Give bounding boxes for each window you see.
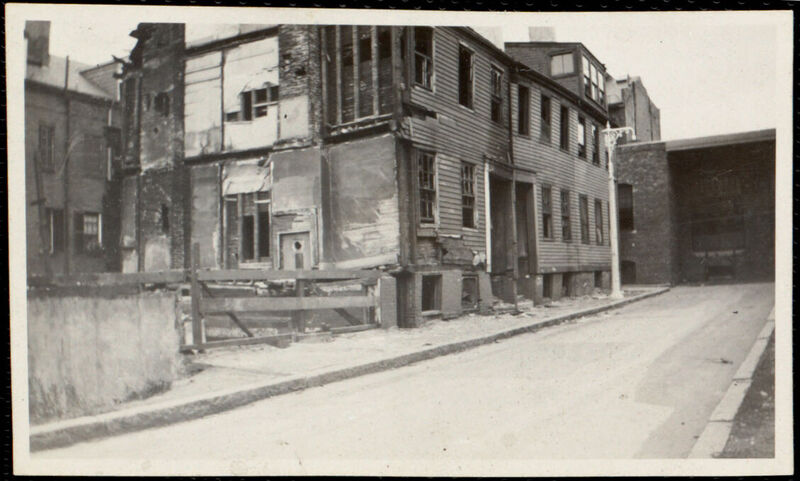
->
[461,162,476,228]
[458,46,474,109]
[541,185,553,239]
[590,64,598,100]
[577,116,586,158]
[160,204,169,234]
[583,56,591,98]
[231,191,271,263]
[421,274,442,313]
[579,194,589,244]
[413,27,433,89]
[461,275,479,311]
[550,53,574,76]
[38,125,55,171]
[47,208,64,254]
[595,199,604,245]
[517,85,530,135]
[599,71,606,104]
[154,92,170,117]
[75,212,102,254]
[540,95,551,142]
[417,150,437,224]
[559,105,569,150]
[490,67,503,123]
[238,86,279,121]
[618,183,634,230]
[591,124,600,165]
[358,26,374,118]
[561,190,572,241]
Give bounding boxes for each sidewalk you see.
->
[30,285,669,452]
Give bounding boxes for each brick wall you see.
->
[615,142,677,284]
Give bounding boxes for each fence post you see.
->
[190,243,203,347]
[292,279,307,334]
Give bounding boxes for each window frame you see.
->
[549,52,575,77]
[591,123,600,165]
[237,85,279,122]
[75,212,102,255]
[541,185,553,240]
[560,189,572,242]
[595,198,604,245]
[559,105,570,151]
[577,115,587,159]
[457,44,475,110]
[579,194,590,244]
[517,84,530,136]
[231,191,272,264]
[417,149,438,225]
[47,207,65,254]
[582,56,591,98]
[461,162,477,229]
[38,124,55,172]
[490,65,504,124]
[413,26,434,90]
[540,94,552,143]
[618,183,634,231]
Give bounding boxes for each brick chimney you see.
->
[25,20,50,66]
[528,27,556,42]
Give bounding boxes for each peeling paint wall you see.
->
[184,51,222,157]
[326,134,399,267]
[190,164,221,268]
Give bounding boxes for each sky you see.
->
[43,10,784,141]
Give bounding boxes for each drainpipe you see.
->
[63,56,71,275]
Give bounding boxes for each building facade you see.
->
[118,24,613,327]
[24,21,122,277]
[606,75,661,143]
[615,129,775,285]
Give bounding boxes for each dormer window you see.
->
[550,53,574,76]
[582,54,604,105]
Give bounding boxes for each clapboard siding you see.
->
[407,27,512,255]
[511,77,611,272]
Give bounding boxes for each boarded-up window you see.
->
[490,66,503,123]
[561,189,572,241]
[540,95,551,142]
[618,183,634,231]
[579,194,589,244]
[38,125,55,171]
[413,27,433,89]
[559,105,569,150]
[458,45,473,109]
[417,150,437,224]
[517,85,530,135]
[541,185,553,239]
[595,199,604,245]
[461,162,476,228]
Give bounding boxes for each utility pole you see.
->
[602,122,635,299]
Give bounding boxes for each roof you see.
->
[26,55,115,100]
[664,128,775,152]
[504,41,606,70]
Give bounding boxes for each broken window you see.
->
[579,194,589,244]
[577,116,587,158]
[595,199,604,245]
[421,274,442,313]
[540,95,551,143]
[47,208,64,254]
[238,85,278,121]
[561,189,572,241]
[377,26,393,115]
[559,105,569,151]
[38,124,55,171]
[417,149,437,224]
[341,25,355,123]
[461,275,478,311]
[357,26,374,118]
[413,27,433,89]
[517,85,530,136]
[618,183,634,231]
[229,191,271,263]
[490,66,503,123]
[461,162,476,228]
[550,52,574,76]
[541,185,553,239]
[592,124,600,165]
[74,212,102,254]
[458,45,474,109]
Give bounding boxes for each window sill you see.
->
[412,83,433,92]
[457,103,475,114]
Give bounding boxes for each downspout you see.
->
[63,56,71,275]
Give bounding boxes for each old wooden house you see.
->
[118,24,613,328]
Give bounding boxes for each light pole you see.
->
[602,122,635,299]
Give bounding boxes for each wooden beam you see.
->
[352,26,360,119]
[200,295,377,314]
[200,282,254,337]
[333,307,365,326]
[330,324,377,334]
[196,269,382,282]
[27,270,187,287]
[190,243,204,346]
[180,333,293,352]
[320,26,329,126]
[371,26,379,116]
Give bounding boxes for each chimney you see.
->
[25,20,50,66]
[528,27,556,42]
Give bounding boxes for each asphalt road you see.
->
[36,283,773,467]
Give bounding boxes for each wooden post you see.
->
[292,279,307,334]
[190,242,203,346]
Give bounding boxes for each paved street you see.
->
[37,283,773,464]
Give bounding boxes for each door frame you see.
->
[278,230,313,270]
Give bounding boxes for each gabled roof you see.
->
[26,55,115,100]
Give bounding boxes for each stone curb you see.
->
[688,309,775,458]
[30,287,670,452]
